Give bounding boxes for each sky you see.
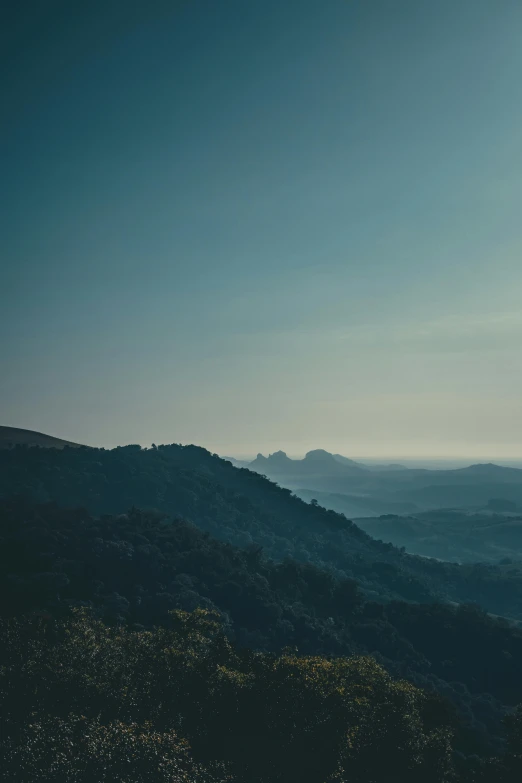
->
[2,0,522,459]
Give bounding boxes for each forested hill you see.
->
[1,442,522,620]
[4,444,522,773]
[2,495,522,759]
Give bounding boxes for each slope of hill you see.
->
[222,456,252,469]
[293,490,522,563]
[2,495,522,757]
[2,442,522,621]
[354,509,522,564]
[294,488,420,518]
[0,426,81,450]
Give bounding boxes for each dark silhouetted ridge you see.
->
[0,426,82,450]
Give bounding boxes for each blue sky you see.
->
[2,0,522,457]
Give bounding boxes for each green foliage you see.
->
[5,715,225,783]
[0,610,454,783]
[2,497,522,755]
[2,444,522,758]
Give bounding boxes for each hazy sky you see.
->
[2,0,522,458]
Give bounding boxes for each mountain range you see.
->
[248,448,405,475]
[244,448,522,513]
[3,429,522,768]
[4,425,522,517]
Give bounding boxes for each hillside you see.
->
[0,426,81,450]
[355,509,522,565]
[294,488,419,518]
[2,442,522,621]
[294,490,522,563]
[3,443,522,766]
[2,495,522,757]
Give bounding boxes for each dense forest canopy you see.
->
[2,443,522,780]
[0,609,457,783]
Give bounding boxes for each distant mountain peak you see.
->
[249,451,292,469]
[247,447,373,478]
[304,449,337,462]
